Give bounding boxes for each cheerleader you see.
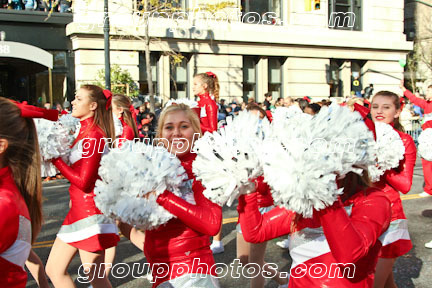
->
[45,85,120,288]
[192,72,223,253]
[400,81,432,197]
[193,72,219,134]
[112,94,139,145]
[368,91,416,288]
[238,170,391,287]
[236,104,288,288]
[105,94,140,272]
[0,97,57,287]
[140,104,222,287]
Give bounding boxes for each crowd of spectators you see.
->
[0,0,71,12]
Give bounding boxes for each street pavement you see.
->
[26,156,432,288]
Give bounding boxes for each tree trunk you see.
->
[144,0,155,113]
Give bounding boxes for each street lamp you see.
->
[104,0,111,90]
[0,31,6,41]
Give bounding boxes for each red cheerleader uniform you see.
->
[52,117,120,252]
[118,117,135,147]
[145,152,222,287]
[375,130,416,258]
[404,89,432,195]
[197,92,218,133]
[238,187,391,287]
[354,104,416,258]
[0,167,32,288]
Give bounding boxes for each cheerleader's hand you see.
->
[238,179,258,195]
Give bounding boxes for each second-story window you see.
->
[241,0,282,24]
[328,0,362,31]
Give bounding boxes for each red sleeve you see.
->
[206,101,218,132]
[404,89,428,109]
[384,133,417,194]
[0,194,19,253]
[156,180,222,236]
[200,100,218,133]
[237,192,293,243]
[121,125,135,141]
[319,191,391,264]
[52,132,103,192]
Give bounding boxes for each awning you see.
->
[0,41,53,69]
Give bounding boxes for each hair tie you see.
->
[11,100,58,121]
[103,89,112,110]
[206,71,216,79]
[129,104,138,125]
[303,96,312,103]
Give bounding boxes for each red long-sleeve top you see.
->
[404,89,432,129]
[238,187,391,287]
[118,118,135,147]
[144,152,222,287]
[197,93,218,133]
[52,118,119,251]
[0,167,32,288]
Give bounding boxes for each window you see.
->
[243,56,257,102]
[268,57,284,100]
[135,0,186,14]
[170,55,189,99]
[328,0,361,31]
[139,52,159,96]
[241,0,282,24]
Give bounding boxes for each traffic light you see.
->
[314,0,320,10]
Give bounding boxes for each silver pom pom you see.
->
[94,142,188,230]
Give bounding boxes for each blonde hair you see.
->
[112,94,139,138]
[195,73,220,101]
[156,104,202,140]
[0,97,42,243]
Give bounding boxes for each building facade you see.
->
[0,9,73,105]
[6,0,412,104]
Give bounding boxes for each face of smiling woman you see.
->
[161,110,196,157]
[71,88,97,120]
[370,95,401,125]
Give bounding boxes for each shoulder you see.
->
[0,189,20,221]
[396,131,416,150]
[357,187,391,207]
[86,126,105,140]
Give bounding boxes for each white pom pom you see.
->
[368,122,405,182]
[193,111,270,206]
[58,113,80,136]
[94,142,188,230]
[418,128,432,161]
[260,103,376,218]
[165,99,199,108]
[34,119,73,162]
